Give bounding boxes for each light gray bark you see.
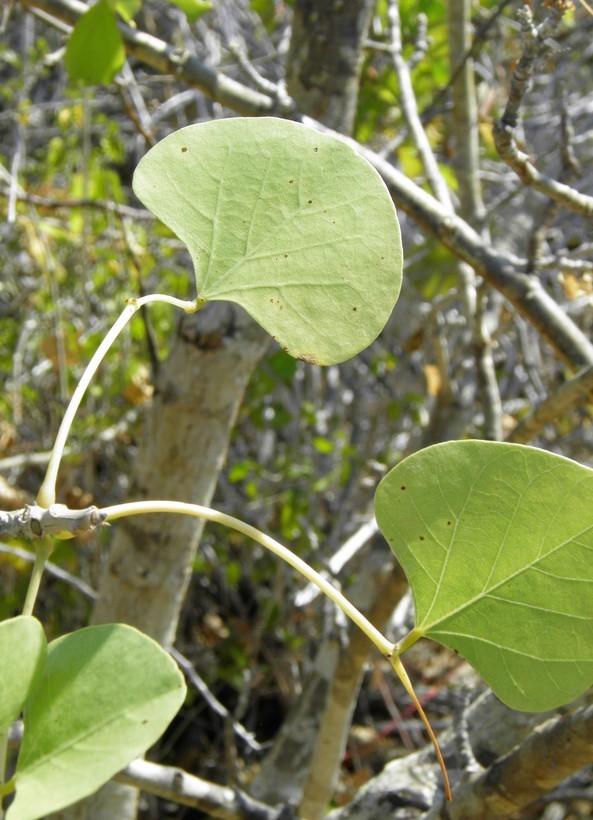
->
[54,304,269,819]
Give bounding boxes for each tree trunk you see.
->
[285,0,376,135]
[54,303,269,819]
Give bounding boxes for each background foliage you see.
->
[2,1,593,818]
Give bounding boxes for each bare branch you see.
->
[493,6,593,217]
[387,0,452,209]
[0,504,107,540]
[0,543,98,599]
[169,647,264,753]
[444,703,593,819]
[109,759,289,819]
[506,363,593,444]
[16,0,593,371]
[17,0,291,117]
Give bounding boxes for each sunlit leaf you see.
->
[133,118,403,365]
[0,617,46,733]
[375,441,593,711]
[108,0,142,23]
[8,624,186,820]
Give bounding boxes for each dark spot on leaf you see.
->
[181,147,188,153]
[288,178,294,184]
[400,485,406,491]
[313,147,318,152]
[352,307,357,312]
[447,521,452,526]
[298,353,319,365]
[284,254,288,258]
[419,535,425,541]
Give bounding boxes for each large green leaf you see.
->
[0,616,46,733]
[8,624,186,820]
[375,441,593,711]
[133,118,402,365]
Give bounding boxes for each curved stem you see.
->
[390,654,452,801]
[22,536,54,617]
[101,500,395,657]
[36,295,200,507]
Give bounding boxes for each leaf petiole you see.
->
[390,653,452,801]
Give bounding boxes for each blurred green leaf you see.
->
[65,0,125,85]
[167,0,213,23]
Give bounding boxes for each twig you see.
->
[114,759,289,819]
[506,363,593,444]
[168,647,264,753]
[0,187,155,220]
[15,0,593,371]
[0,503,107,540]
[387,0,452,209]
[0,542,98,599]
[492,6,593,217]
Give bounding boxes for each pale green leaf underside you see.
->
[133,117,402,365]
[375,441,593,711]
[8,624,186,820]
[0,616,46,733]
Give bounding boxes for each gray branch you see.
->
[15,0,593,370]
[0,504,107,540]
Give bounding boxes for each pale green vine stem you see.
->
[101,501,395,657]
[102,501,450,796]
[36,295,200,508]
[22,536,54,617]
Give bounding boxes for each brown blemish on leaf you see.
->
[181,147,188,153]
[298,353,319,365]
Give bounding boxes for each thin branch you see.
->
[112,759,287,819]
[18,0,291,117]
[0,542,98,599]
[443,703,593,819]
[492,6,593,217]
[168,647,264,753]
[15,0,593,371]
[506,363,593,444]
[0,187,155,220]
[387,0,452,210]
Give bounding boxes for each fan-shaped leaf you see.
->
[133,117,402,365]
[375,441,593,711]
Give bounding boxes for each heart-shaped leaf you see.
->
[375,441,593,711]
[133,117,402,365]
[8,624,186,820]
[0,616,46,733]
